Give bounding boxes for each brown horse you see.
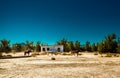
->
[71,50,80,56]
[24,49,32,56]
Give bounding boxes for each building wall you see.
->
[41,45,63,52]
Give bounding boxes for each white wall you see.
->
[41,45,63,52]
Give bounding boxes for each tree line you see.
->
[0,40,41,53]
[56,33,120,53]
[0,33,120,53]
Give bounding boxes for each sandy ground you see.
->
[0,52,120,78]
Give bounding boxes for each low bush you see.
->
[31,54,36,57]
[6,55,12,57]
[61,52,71,55]
[33,52,40,55]
[94,52,98,55]
[79,53,82,55]
[0,52,2,57]
[105,53,112,57]
[31,52,39,57]
[39,52,47,55]
[113,54,119,57]
[51,57,56,60]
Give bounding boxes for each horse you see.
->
[71,50,80,56]
[24,49,32,56]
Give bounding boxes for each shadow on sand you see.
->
[0,56,31,59]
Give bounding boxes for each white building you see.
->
[41,45,63,52]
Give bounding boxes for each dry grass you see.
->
[39,52,47,55]
[31,52,40,57]
[61,52,72,55]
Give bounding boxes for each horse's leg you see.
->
[72,52,74,56]
[77,52,78,57]
[73,52,75,56]
[28,52,30,56]
[71,52,73,56]
[24,52,26,56]
[27,52,28,56]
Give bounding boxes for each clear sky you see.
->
[0,0,120,45]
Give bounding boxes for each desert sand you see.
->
[0,52,120,78]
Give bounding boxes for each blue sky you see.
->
[0,0,120,45]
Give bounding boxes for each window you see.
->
[43,48,45,51]
[47,48,50,51]
[57,48,60,52]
